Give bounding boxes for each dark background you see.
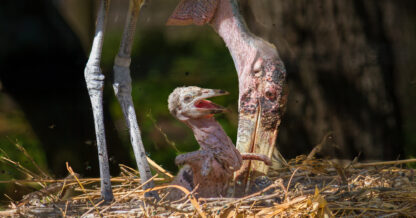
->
[0,0,415,205]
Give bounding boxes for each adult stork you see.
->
[84,0,286,201]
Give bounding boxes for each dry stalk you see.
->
[98,173,159,214]
[13,141,50,179]
[146,157,174,179]
[66,162,101,215]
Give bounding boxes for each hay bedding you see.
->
[2,156,416,217]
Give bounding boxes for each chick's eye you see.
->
[183,95,192,102]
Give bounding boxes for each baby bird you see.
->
[167,86,271,199]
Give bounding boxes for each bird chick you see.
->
[167,86,271,199]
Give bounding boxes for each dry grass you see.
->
[1,154,416,217]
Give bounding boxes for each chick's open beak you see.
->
[194,88,229,115]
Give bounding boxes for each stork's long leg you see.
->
[84,0,113,202]
[112,0,158,198]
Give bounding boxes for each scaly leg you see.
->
[112,0,158,198]
[84,0,113,202]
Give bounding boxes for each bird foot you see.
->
[241,153,272,166]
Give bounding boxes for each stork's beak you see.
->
[234,59,288,193]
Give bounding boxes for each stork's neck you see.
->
[210,0,257,77]
[185,118,232,150]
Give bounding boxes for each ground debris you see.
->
[2,156,416,217]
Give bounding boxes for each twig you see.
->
[0,177,166,184]
[119,164,140,177]
[352,159,416,168]
[18,174,78,206]
[285,167,300,202]
[330,207,407,213]
[58,178,68,198]
[0,147,10,158]
[172,184,199,204]
[3,194,15,203]
[98,174,159,214]
[63,201,69,218]
[0,209,17,217]
[146,157,174,179]
[146,110,180,153]
[0,156,43,184]
[66,162,100,215]
[227,180,280,207]
[146,184,207,218]
[13,140,50,178]
[151,201,189,213]
[263,196,307,217]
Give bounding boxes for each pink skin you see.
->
[168,0,287,191]
[176,118,241,197]
[167,87,271,199]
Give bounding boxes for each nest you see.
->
[1,155,416,217]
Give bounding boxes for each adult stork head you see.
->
[167,0,288,189]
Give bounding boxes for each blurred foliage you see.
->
[0,95,48,203]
